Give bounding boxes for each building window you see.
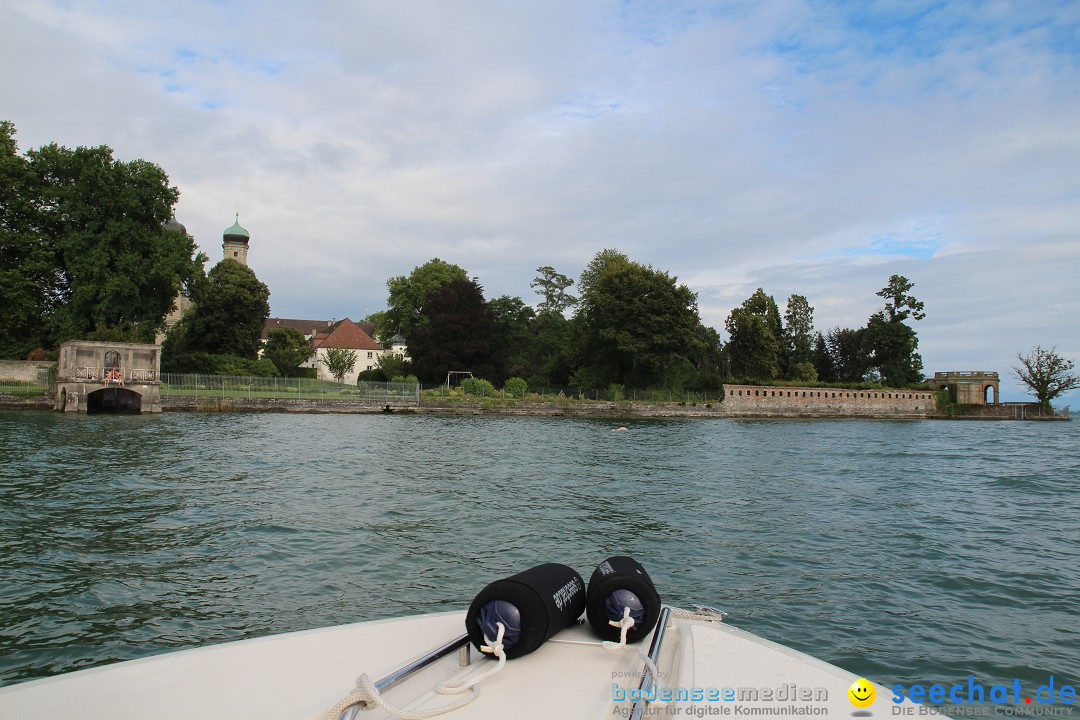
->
[367,351,373,358]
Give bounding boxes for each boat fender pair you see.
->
[464,556,661,659]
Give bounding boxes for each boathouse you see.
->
[55,341,162,414]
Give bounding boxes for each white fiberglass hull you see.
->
[0,608,896,719]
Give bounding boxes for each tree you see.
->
[407,278,507,385]
[0,121,204,354]
[526,265,582,387]
[374,352,413,381]
[811,332,835,382]
[364,310,388,338]
[826,327,872,383]
[687,324,725,390]
[168,259,270,359]
[724,289,784,381]
[783,294,815,374]
[0,121,52,357]
[530,266,577,315]
[488,295,536,380]
[866,275,925,386]
[1012,345,1079,412]
[877,274,926,323]
[529,310,574,387]
[866,311,922,386]
[263,327,312,375]
[381,258,469,343]
[571,250,705,388]
[322,347,357,383]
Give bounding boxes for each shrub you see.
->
[461,377,496,397]
[788,361,818,383]
[503,377,528,398]
[609,383,625,401]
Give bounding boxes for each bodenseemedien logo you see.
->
[849,678,877,708]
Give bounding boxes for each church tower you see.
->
[223,214,250,266]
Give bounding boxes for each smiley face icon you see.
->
[848,678,876,708]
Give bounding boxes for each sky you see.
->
[2,0,1078,403]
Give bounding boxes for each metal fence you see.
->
[160,374,420,405]
[0,379,51,398]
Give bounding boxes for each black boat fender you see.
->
[586,556,662,643]
[465,563,585,659]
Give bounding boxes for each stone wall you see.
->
[721,384,934,418]
[161,396,400,413]
[0,360,55,384]
[159,391,933,419]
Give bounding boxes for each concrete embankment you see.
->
[4,385,1066,420]
[156,391,934,419]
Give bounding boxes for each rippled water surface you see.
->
[1,410,1077,691]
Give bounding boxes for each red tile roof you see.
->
[262,317,334,340]
[313,318,383,351]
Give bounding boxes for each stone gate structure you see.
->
[929,371,1000,405]
[55,341,162,414]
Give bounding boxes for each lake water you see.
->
[1,410,1077,694]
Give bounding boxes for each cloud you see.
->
[2,0,1077,403]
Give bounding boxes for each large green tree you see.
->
[488,294,536,380]
[526,266,578,387]
[407,278,507,384]
[825,327,872,383]
[0,122,52,357]
[262,327,312,375]
[724,289,784,381]
[783,294,815,378]
[380,258,469,344]
[866,275,925,386]
[0,121,203,354]
[571,249,705,388]
[166,259,270,359]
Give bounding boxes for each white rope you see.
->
[436,625,507,695]
[601,607,666,708]
[666,605,726,622]
[325,624,508,720]
[601,606,635,650]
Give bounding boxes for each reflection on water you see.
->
[1,410,1077,691]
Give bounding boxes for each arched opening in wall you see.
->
[87,387,142,414]
[985,385,997,404]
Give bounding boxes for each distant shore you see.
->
[2,393,1067,420]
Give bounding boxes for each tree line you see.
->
[363,254,928,393]
[0,120,929,391]
[4,122,1075,408]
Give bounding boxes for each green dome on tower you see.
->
[223,214,249,238]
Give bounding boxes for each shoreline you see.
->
[1,394,1068,421]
